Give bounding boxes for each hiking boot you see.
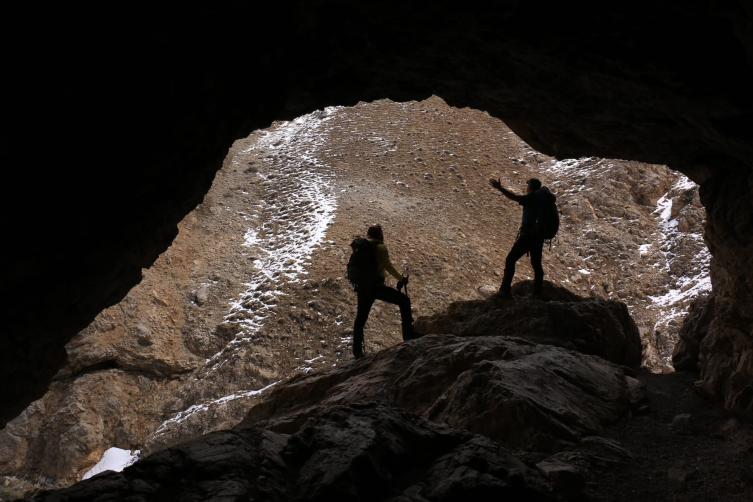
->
[353,339,364,359]
[403,329,425,341]
[491,289,512,300]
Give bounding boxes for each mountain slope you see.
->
[0,97,708,491]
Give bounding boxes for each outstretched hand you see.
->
[489,178,520,202]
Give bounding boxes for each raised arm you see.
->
[488,177,521,202]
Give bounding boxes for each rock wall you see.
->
[29,290,646,501]
[672,294,715,371]
[2,0,753,426]
[697,168,753,415]
[0,99,712,490]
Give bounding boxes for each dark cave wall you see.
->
[2,0,752,427]
[698,167,753,415]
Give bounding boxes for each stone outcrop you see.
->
[697,169,753,416]
[416,281,642,368]
[30,404,556,502]
[672,294,715,371]
[238,333,644,453]
[31,289,648,501]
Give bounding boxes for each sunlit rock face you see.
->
[0,98,711,491]
[2,0,753,427]
[29,292,646,501]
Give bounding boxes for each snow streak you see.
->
[151,381,280,439]
[648,176,711,319]
[547,157,711,338]
[203,109,341,377]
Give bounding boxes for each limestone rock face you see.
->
[30,404,556,502]
[415,281,642,368]
[238,335,644,453]
[0,371,181,484]
[1,98,707,490]
[697,168,753,416]
[672,294,715,372]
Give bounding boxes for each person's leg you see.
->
[353,286,376,357]
[373,284,416,340]
[500,236,531,294]
[529,237,545,295]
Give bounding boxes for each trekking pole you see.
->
[402,269,410,298]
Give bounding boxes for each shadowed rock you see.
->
[30,404,556,502]
[416,281,642,368]
[238,335,644,452]
[673,294,715,372]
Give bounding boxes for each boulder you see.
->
[536,458,585,500]
[672,294,715,372]
[239,334,644,452]
[195,285,210,306]
[415,281,642,368]
[31,404,556,502]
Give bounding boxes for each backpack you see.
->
[347,238,380,288]
[534,187,559,240]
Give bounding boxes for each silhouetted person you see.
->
[489,177,553,298]
[351,224,421,359]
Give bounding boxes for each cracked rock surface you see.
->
[30,404,556,502]
[0,98,707,490]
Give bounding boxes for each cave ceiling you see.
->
[2,0,752,427]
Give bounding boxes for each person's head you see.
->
[367,223,383,240]
[526,178,542,193]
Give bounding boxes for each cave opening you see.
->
[0,97,716,493]
[3,2,753,498]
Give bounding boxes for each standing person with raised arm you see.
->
[488,177,556,298]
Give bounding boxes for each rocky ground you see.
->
[585,370,753,501]
[0,97,710,494]
[14,287,752,501]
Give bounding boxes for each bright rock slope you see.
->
[0,97,708,492]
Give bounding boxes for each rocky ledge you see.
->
[30,404,556,502]
[30,288,646,500]
[416,281,643,369]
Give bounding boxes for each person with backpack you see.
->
[488,177,558,298]
[348,224,422,359]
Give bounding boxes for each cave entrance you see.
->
[0,96,712,491]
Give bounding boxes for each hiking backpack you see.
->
[534,187,560,241]
[347,238,380,288]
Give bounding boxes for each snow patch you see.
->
[82,447,139,480]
